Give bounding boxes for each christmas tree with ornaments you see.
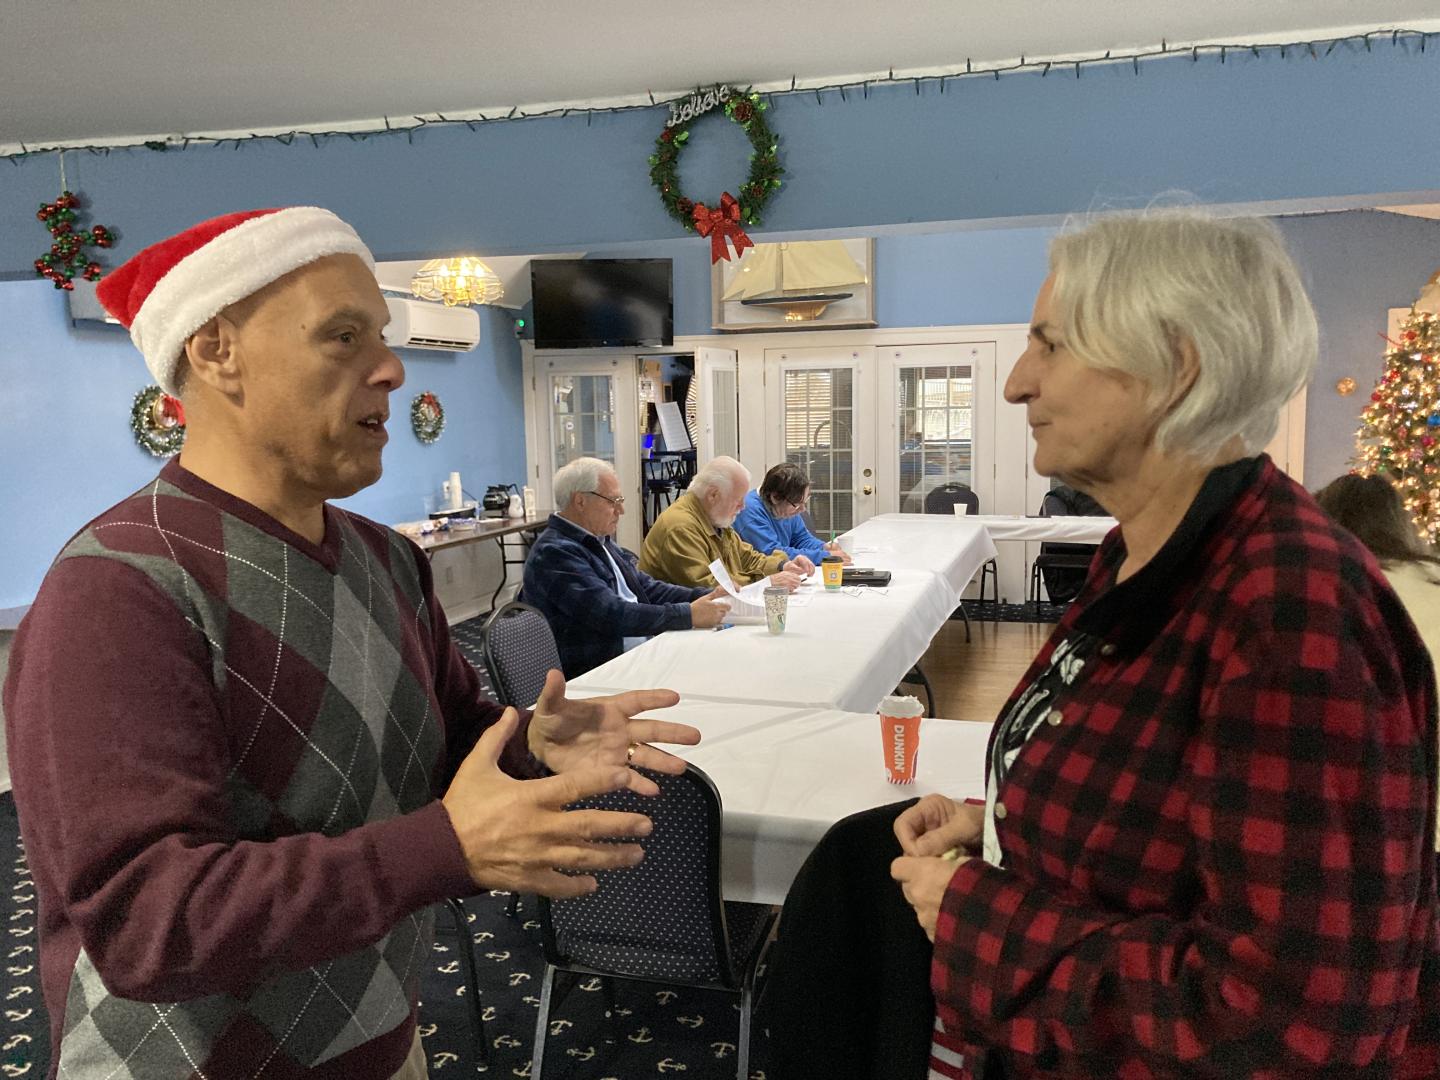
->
[1355,289,1440,544]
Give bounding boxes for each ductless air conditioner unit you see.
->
[383,296,481,352]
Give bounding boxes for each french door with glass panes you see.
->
[694,346,740,461]
[537,353,641,551]
[876,342,998,518]
[763,346,876,539]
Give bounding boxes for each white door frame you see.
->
[874,340,999,517]
[762,344,877,532]
[522,346,643,552]
[694,345,739,461]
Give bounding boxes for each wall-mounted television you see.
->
[530,258,673,349]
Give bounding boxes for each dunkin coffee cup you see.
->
[879,694,924,784]
[763,586,789,634]
[821,555,844,590]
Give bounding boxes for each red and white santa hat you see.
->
[97,207,374,395]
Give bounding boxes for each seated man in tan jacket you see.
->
[641,456,811,590]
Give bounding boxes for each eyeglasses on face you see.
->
[585,490,625,507]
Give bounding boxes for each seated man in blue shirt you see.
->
[523,457,732,676]
[734,462,853,567]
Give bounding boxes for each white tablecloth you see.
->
[565,695,995,904]
[840,515,999,596]
[865,512,1117,544]
[570,568,957,714]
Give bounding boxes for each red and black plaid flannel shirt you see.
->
[931,457,1440,1078]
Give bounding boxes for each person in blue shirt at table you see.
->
[522,457,732,677]
[735,462,853,567]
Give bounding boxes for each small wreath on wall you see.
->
[411,391,445,444]
[649,85,783,261]
[130,385,186,457]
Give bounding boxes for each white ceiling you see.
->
[2,2,1437,149]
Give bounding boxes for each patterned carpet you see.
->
[0,799,772,1080]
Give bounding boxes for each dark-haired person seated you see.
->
[761,209,1440,1080]
[734,462,852,566]
[523,457,731,676]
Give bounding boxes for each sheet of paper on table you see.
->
[708,559,769,623]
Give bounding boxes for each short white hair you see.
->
[689,456,750,500]
[553,457,614,511]
[1048,209,1317,458]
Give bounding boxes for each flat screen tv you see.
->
[530,258,673,349]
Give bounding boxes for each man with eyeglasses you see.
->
[639,455,812,590]
[523,457,733,677]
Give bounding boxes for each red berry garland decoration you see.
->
[34,191,116,291]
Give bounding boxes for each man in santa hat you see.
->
[3,208,697,1079]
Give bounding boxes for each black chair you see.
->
[923,482,998,637]
[898,667,936,718]
[477,604,563,926]
[532,764,777,1080]
[1028,491,1099,613]
[481,600,562,709]
[642,458,680,536]
[441,898,489,1068]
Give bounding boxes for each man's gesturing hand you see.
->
[528,669,699,795]
[442,708,652,898]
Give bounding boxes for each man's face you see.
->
[707,475,746,528]
[224,254,404,501]
[572,468,625,536]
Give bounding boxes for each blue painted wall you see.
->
[5,37,1440,605]
[2,42,1437,273]
[1276,211,1440,490]
[0,285,523,608]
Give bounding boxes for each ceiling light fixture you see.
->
[410,256,504,307]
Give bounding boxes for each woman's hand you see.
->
[893,794,983,857]
[891,854,967,942]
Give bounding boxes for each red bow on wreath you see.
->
[692,192,754,264]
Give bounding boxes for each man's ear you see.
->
[182,314,244,397]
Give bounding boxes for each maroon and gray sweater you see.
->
[3,460,538,1078]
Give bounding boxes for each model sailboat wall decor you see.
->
[712,237,876,332]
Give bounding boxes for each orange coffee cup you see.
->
[821,555,844,590]
[878,694,924,783]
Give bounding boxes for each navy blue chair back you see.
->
[481,601,561,708]
[540,763,737,985]
[924,482,980,516]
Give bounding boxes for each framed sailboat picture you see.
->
[711,238,876,332]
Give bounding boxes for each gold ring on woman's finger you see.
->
[627,742,640,762]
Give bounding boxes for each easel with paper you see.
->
[708,559,769,624]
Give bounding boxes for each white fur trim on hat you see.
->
[129,207,374,394]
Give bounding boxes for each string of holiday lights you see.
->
[3,28,1435,164]
[1355,309,1440,544]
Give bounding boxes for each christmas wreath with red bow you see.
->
[130,385,186,457]
[649,86,782,263]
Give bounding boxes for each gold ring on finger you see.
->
[627,742,640,763]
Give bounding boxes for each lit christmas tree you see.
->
[1355,306,1440,544]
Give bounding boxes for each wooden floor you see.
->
[914,617,1056,723]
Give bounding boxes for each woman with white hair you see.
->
[761,211,1440,1079]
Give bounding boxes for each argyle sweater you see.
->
[928,457,1440,1078]
[3,461,539,1079]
